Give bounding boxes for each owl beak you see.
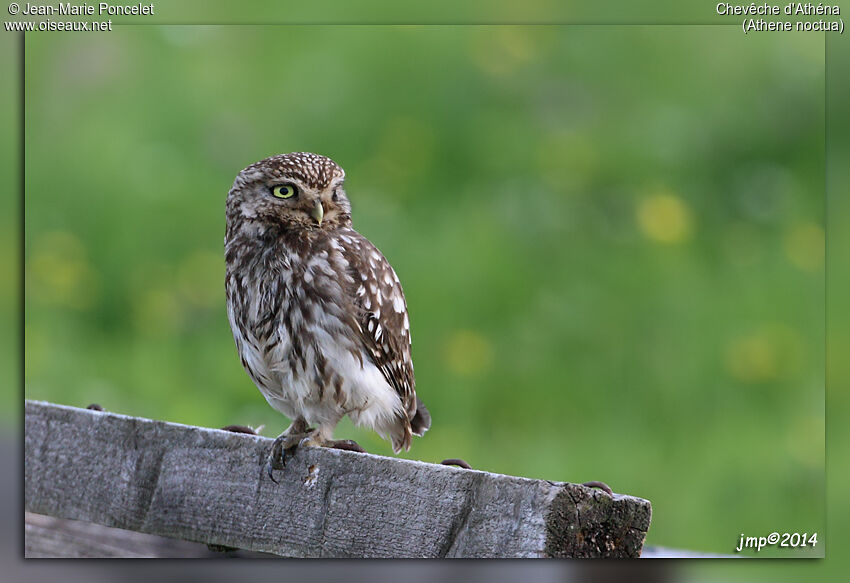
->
[310,198,324,226]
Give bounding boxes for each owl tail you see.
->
[411,398,431,437]
[391,398,431,453]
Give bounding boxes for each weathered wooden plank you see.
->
[24,400,651,558]
[25,512,271,558]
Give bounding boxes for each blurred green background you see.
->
[22,26,824,555]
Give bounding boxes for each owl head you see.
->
[226,152,352,234]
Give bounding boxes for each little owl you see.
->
[225,152,430,479]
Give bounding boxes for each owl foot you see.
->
[326,439,366,453]
[266,432,309,483]
[265,419,315,483]
[295,434,366,454]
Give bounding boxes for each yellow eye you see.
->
[272,184,297,199]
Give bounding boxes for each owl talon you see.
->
[265,437,286,483]
[266,425,316,482]
[266,458,279,483]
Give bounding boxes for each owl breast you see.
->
[225,229,405,434]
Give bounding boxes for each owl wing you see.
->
[337,231,417,422]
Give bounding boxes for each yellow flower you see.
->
[636,191,693,244]
[784,221,824,272]
[28,231,99,309]
[444,329,494,378]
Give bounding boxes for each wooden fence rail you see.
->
[24,400,651,558]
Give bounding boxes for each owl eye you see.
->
[271,184,297,199]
